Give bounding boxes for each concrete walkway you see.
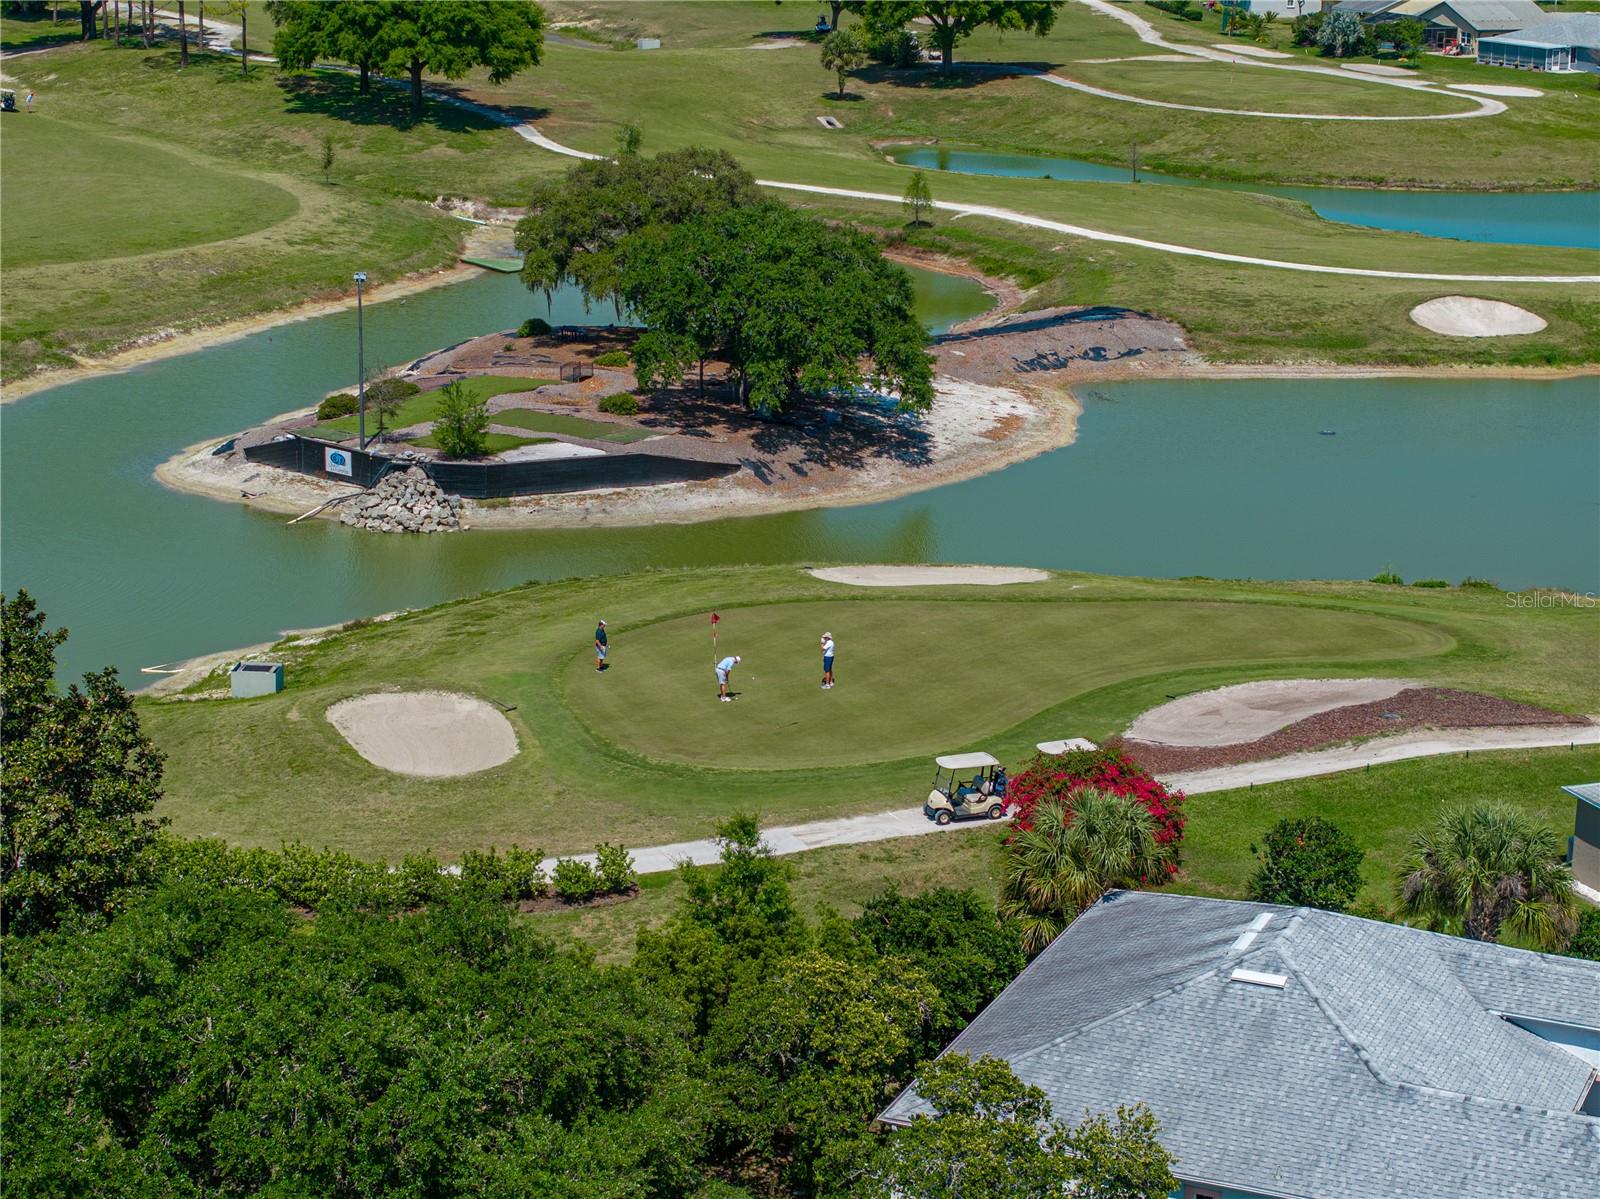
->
[567,723,1599,876]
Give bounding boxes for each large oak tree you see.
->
[860,0,1062,71]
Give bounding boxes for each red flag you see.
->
[710,612,720,625]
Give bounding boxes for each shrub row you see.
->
[316,393,359,420]
[1145,0,1202,20]
[155,836,638,911]
[593,349,631,367]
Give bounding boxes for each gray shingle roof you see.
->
[881,892,1600,1199]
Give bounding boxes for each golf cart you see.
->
[2,91,15,114]
[1036,738,1097,756]
[924,752,1009,825]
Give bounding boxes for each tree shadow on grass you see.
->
[855,59,1065,90]
[276,71,546,132]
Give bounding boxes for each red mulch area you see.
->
[1109,688,1589,774]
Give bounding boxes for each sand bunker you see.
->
[1215,43,1291,58]
[327,691,518,777]
[1126,678,1414,747]
[1410,296,1547,338]
[1448,83,1542,98]
[808,565,1050,587]
[1341,62,1414,77]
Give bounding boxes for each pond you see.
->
[3,269,1595,682]
[887,146,1600,250]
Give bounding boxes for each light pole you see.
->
[354,271,368,449]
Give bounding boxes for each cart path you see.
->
[554,722,1598,876]
[503,120,1597,283]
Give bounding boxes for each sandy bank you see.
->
[3,224,504,405]
[808,565,1051,587]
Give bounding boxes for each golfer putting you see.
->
[820,631,835,689]
[716,654,741,702]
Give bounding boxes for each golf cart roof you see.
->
[1036,738,1098,755]
[935,752,1001,770]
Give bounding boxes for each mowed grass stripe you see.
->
[562,600,1451,768]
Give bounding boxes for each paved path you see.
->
[564,723,1599,875]
[1073,0,1502,119]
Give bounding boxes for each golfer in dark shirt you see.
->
[595,620,608,671]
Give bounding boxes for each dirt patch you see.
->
[516,888,639,914]
[1113,687,1588,773]
[1127,678,1417,746]
[1410,296,1547,338]
[327,691,519,777]
[807,564,1050,586]
[934,305,1196,385]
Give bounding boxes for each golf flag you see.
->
[710,611,719,660]
[710,612,720,625]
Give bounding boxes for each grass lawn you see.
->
[491,407,657,442]
[405,432,553,454]
[0,114,300,268]
[139,566,1599,862]
[309,377,556,438]
[527,745,1599,962]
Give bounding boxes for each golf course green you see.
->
[141,565,1597,862]
[566,599,1447,769]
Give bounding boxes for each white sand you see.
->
[1126,678,1415,747]
[327,691,519,777]
[808,565,1050,587]
[1076,54,1202,63]
[1341,63,1415,77]
[1448,83,1542,98]
[1213,43,1291,58]
[1409,296,1548,338]
[493,441,606,462]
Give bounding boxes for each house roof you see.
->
[880,891,1600,1199]
[1513,13,1600,48]
[1389,0,1549,29]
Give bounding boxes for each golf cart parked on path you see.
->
[924,752,1009,825]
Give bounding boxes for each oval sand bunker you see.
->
[1410,296,1547,338]
[808,564,1050,587]
[1126,678,1415,747]
[327,691,518,777]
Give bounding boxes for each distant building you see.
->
[880,891,1600,1199]
[1480,12,1600,70]
[1334,0,1549,50]
[1566,781,1600,899]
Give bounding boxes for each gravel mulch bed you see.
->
[1110,687,1589,773]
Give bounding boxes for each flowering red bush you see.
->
[1007,747,1186,877]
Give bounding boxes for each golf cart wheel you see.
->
[934,810,953,826]
[987,804,1003,820]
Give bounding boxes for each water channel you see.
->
[3,268,1596,682]
[887,146,1600,250]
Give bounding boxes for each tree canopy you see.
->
[515,147,759,306]
[1,590,165,936]
[268,0,544,112]
[859,1,1062,70]
[621,201,936,413]
[861,1053,1178,1199]
[1247,816,1365,912]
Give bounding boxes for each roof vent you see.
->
[1230,968,1289,990]
[1227,912,1274,956]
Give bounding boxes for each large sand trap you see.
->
[1214,42,1290,57]
[1126,678,1414,747]
[808,564,1050,587]
[1448,83,1542,98]
[1341,62,1414,76]
[1410,296,1547,338]
[327,691,518,777]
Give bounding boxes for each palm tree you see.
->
[999,790,1164,955]
[1395,804,1577,947]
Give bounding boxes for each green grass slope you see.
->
[140,566,1599,861]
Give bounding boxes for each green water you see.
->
[3,269,1596,682]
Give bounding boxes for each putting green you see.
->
[564,600,1451,769]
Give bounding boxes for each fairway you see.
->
[0,115,299,269]
[565,600,1451,768]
